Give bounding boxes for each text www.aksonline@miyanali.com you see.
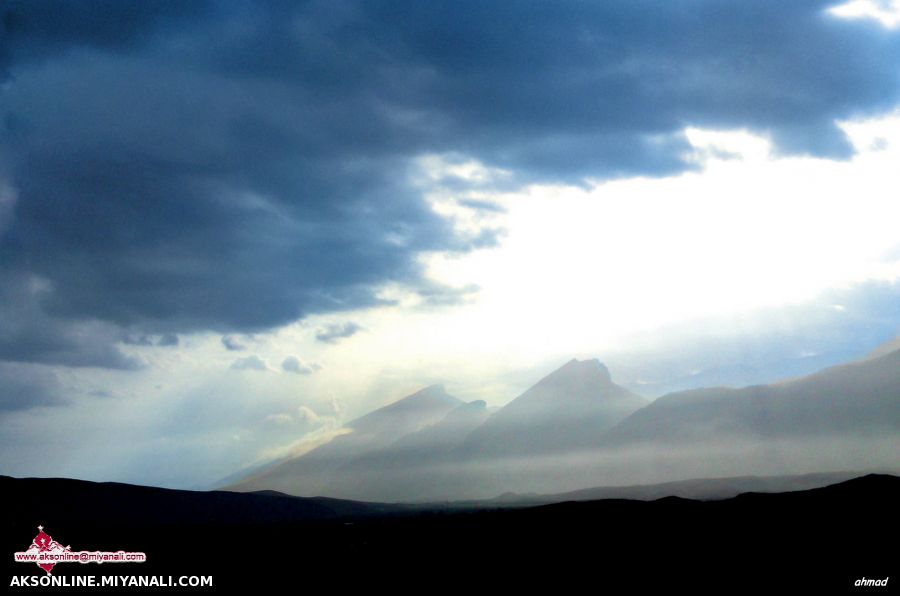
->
[15,550,146,563]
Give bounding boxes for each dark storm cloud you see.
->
[315,322,363,344]
[0,273,146,369]
[1,1,899,368]
[0,0,212,78]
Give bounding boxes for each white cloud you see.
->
[408,115,900,363]
[296,405,320,425]
[281,355,321,375]
[829,0,900,28]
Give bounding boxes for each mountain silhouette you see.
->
[600,341,900,446]
[460,358,647,457]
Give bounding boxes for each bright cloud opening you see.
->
[829,0,900,28]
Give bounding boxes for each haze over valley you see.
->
[229,340,900,501]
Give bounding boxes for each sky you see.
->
[2,0,900,489]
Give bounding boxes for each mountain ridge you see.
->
[459,357,648,458]
[226,340,900,501]
[229,383,464,496]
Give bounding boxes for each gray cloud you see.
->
[282,356,321,375]
[415,282,480,308]
[315,322,364,344]
[0,1,899,369]
[123,333,179,347]
[122,334,154,347]
[0,363,63,412]
[87,389,114,398]
[157,333,179,347]
[457,198,505,213]
[230,355,270,372]
[221,335,247,352]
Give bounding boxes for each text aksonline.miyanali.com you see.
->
[9,575,213,588]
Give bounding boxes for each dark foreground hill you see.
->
[2,474,896,593]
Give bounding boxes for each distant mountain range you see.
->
[480,469,883,505]
[228,339,900,501]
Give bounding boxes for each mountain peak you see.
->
[458,357,646,458]
[551,358,612,385]
[407,384,449,398]
[346,384,462,433]
[381,384,459,411]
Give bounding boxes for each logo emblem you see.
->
[27,526,68,575]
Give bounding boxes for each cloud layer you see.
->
[1,0,899,378]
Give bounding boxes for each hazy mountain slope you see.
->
[322,400,491,500]
[461,358,648,457]
[601,345,900,446]
[352,399,491,466]
[343,384,463,437]
[226,344,900,501]
[865,334,900,360]
[228,385,462,495]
